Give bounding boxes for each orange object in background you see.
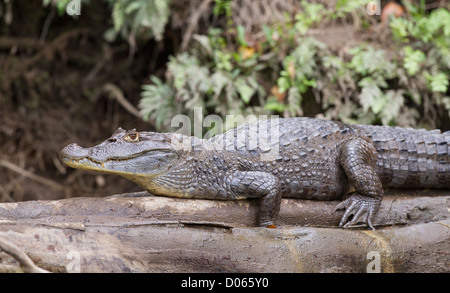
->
[238,46,255,60]
[271,86,286,103]
[381,1,405,23]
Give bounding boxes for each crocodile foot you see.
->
[334,194,381,230]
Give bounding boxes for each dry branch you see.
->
[0,238,49,273]
[0,159,65,191]
[0,190,448,272]
[102,83,143,120]
[180,0,213,51]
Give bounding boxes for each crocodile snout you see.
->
[60,143,89,160]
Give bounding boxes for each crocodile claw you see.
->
[334,194,381,230]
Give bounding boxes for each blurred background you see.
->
[0,0,449,202]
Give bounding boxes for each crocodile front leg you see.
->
[228,171,281,227]
[335,138,383,230]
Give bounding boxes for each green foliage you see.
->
[348,45,407,125]
[403,46,425,76]
[389,7,450,118]
[140,28,267,132]
[139,76,178,130]
[105,0,171,42]
[43,0,90,16]
[357,77,405,125]
[294,1,326,34]
[334,0,368,17]
[40,0,450,129]
[213,0,232,18]
[424,72,449,93]
[390,8,450,43]
[349,45,396,78]
[272,37,325,116]
[137,1,450,130]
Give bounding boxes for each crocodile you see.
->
[60,117,450,229]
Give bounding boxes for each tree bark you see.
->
[0,190,448,272]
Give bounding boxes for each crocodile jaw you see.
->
[60,156,132,175]
[60,143,178,176]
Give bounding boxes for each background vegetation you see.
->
[139,0,450,132]
[0,0,449,201]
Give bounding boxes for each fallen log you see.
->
[0,190,448,272]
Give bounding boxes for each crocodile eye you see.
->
[124,133,140,143]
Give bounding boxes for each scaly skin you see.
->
[60,118,450,229]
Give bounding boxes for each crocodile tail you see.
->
[360,125,450,188]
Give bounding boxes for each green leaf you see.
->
[112,1,125,32]
[125,1,141,14]
[358,77,383,113]
[277,74,291,94]
[235,78,255,104]
[370,96,387,114]
[303,78,317,88]
[335,0,367,15]
[286,87,302,116]
[210,71,229,99]
[264,99,286,112]
[139,75,177,130]
[262,24,275,46]
[294,1,325,34]
[389,17,410,42]
[236,25,247,47]
[424,72,449,93]
[403,46,425,76]
[213,0,232,17]
[103,28,118,42]
[380,90,404,125]
[193,34,212,54]
[349,45,394,77]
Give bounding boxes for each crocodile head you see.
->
[60,128,181,178]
